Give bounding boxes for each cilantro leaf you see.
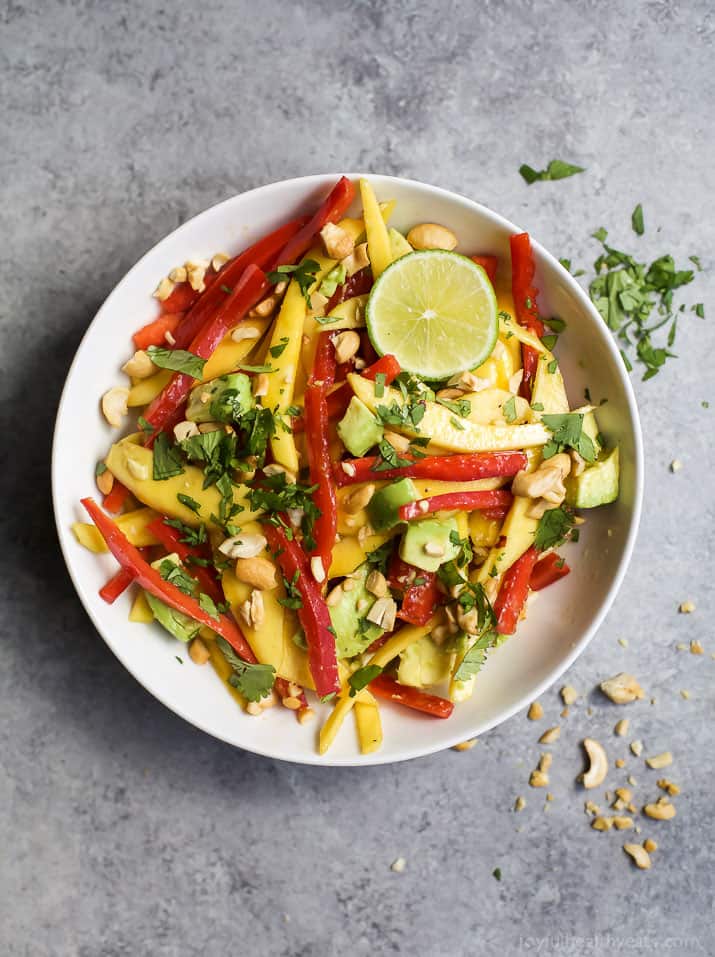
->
[158,558,196,596]
[153,432,185,481]
[348,664,383,697]
[267,259,320,304]
[95,461,107,477]
[519,160,585,184]
[318,262,346,300]
[436,396,471,418]
[177,493,201,514]
[198,593,220,620]
[541,413,597,463]
[502,395,517,424]
[215,637,275,702]
[269,337,289,359]
[146,346,206,380]
[364,540,394,575]
[534,506,577,551]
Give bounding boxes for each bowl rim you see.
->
[51,172,644,766]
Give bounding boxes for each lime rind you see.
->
[365,249,498,380]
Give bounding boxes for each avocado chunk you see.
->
[580,408,603,459]
[368,477,418,531]
[185,373,253,424]
[397,634,453,688]
[145,554,200,642]
[565,445,619,508]
[337,396,384,457]
[328,562,382,658]
[399,516,460,572]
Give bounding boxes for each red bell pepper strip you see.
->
[325,265,373,313]
[510,232,545,402]
[335,451,527,487]
[385,554,439,627]
[102,480,130,514]
[170,217,307,350]
[142,265,267,439]
[276,176,356,267]
[304,333,338,579]
[398,489,513,522]
[368,675,454,719]
[529,552,570,591]
[520,344,541,401]
[470,254,498,285]
[159,277,210,316]
[482,506,510,522]
[274,676,309,710]
[146,517,224,605]
[493,545,540,635]
[99,567,135,604]
[132,313,182,351]
[263,521,340,697]
[82,498,256,661]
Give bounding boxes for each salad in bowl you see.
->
[68,176,624,759]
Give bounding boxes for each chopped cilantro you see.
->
[177,493,201,514]
[374,373,386,398]
[689,255,702,271]
[278,571,303,610]
[158,558,196,596]
[164,516,207,546]
[531,401,544,412]
[152,432,185,481]
[547,358,558,374]
[137,415,154,434]
[453,628,499,681]
[541,413,596,462]
[95,461,107,477]
[318,262,346,300]
[364,540,394,575]
[267,259,321,304]
[545,317,566,333]
[198,593,220,620]
[541,333,558,351]
[348,664,383,697]
[216,637,275,702]
[146,345,206,380]
[220,284,232,294]
[519,160,585,184]
[492,867,502,881]
[502,396,517,424]
[534,506,577,551]
[269,336,290,359]
[693,303,705,319]
[237,363,274,373]
[436,396,472,418]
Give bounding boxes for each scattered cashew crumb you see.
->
[645,752,672,770]
[613,816,634,830]
[514,796,526,812]
[560,685,578,706]
[585,800,600,817]
[643,838,658,853]
[600,672,645,704]
[680,689,691,700]
[453,738,478,752]
[643,798,676,820]
[657,778,680,796]
[679,600,696,614]
[676,642,688,651]
[669,459,683,473]
[630,740,644,756]
[690,639,704,654]
[614,718,629,737]
[539,726,561,744]
[623,843,652,869]
[527,701,543,721]
[615,758,625,768]
[627,775,638,787]
[390,857,406,874]
[618,638,629,648]
[560,707,570,718]
[581,739,608,789]
[592,816,612,831]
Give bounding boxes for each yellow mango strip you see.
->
[221,523,312,688]
[530,350,570,415]
[106,440,258,529]
[498,312,546,354]
[129,589,154,623]
[72,506,161,553]
[319,617,436,754]
[468,511,502,549]
[320,294,368,332]
[476,496,539,587]
[460,388,530,426]
[128,370,172,408]
[455,511,470,541]
[201,317,271,381]
[204,635,248,710]
[340,199,395,239]
[329,531,394,578]
[360,178,392,279]
[354,691,383,754]
[348,373,549,454]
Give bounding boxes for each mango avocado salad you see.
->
[74,176,620,756]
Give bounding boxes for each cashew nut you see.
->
[560,685,579,706]
[527,701,543,721]
[539,726,561,745]
[310,556,326,584]
[333,330,361,365]
[600,672,645,704]
[344,483,376,515]
[189,636,211,665]
[342,242,369,277]
[153,276,175,301]
[122,349,156,379]
[173,420,200,443]
[320,222,355,260]
[238,589,264,629]
[581,738,608,789]
[623,843,652,869]
[219,532,267,560]
[101,387,130,428]
[645,751,673,770]
[365,570,388,598]
[231,324,261,343]
[643,798,676,821]
[234,557,278,591]
[366,596,397,631]
[512,453,571,504]
[406,223,458,251]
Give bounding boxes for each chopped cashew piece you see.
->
[365,570,388,598]
[600,672,645,704]
[219,532,267,560]
[643,838,658,853]
[153,276,175,301]
[511,453,571,504]
[234,557,277,591]
[168,266,187,283]
[581,738,608,789]
[452,738,478,752]
[623,843,652,869]
[101,387,130,428]
[539,726,561,744]
[122,349,156,379]
[173,420,200,443]
[591,816,613,831]
[514,796,526,812]
[333,330,361,364]
[390,857,406,874]
[643,798,676,821]
[342,242,370,277]
[310,556,326,584]
[614,718,630,737]
[630,740,644,757]
[560,685,578,706]
[366,596,397,631]
[189,637,211,665]
[320,222,355,260]
[669,458,683,473]
[690,639,704,654]
[231,325,262,343]
[527,701,544,721]
[406,223,458,251]
[613,816,634,830]
[679,600,696,614]
[645,752,673,770]
[657,778,680,796]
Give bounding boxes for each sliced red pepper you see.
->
[99,567,136,604]
[304,332,338,579]
[470,254,498,285]
[170,217,307,351]
[325,265,373,313]
[102,480,130,514]
[142,264,267,439]
[263,521,340,697]
[277,176,356,267]
[132,313,182,351]
[510,233,544,337]
[82,498,256,661]
[399,489,513,522]
[159,276,213,316]
[274,676,308,710]
[519,344,541,401]
[368,674,454,718]
[335,451,527,487]
[493,545,540,635]
[385,554,439,627]
[529,552,570,591]
[146,517,224,605]
[482,506,510,522]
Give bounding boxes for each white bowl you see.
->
[52,173,643,766]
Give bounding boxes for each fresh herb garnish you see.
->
[318,262,346,300]
[152,432,185,481]
[158,558,196,596]
[137,415,154,434]
[364,540,394,576]
[146,345,207,380]
[278,570,303,610]
[348,664,383,697]
[198,593,220,620]
[502,395,517,424]
[216,637,275,702]
[448,531,473,568]
[534,506,578,551]
[492,867,502,882]
[164,516,207,546]
[177,493,201,514]
[541,413,596,462]
[631,203,644,236]
[237,363,274,373]
[519,159,585,185]
[220,284,233,294]
[541,333,558,351]
[531,401,544,412]
[267,259,321,304]
[95,461,107,476]
[436,396,471,418]
[376,398,426,431]
[374,373,386,398]
[559,258,585,277]
[453,630,499,682]
[270,336,290,359]
[249,473,320,550]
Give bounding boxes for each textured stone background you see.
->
[2,1,714,954]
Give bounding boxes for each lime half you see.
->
[365,250,498,379]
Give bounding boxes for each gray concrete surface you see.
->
[2,1,714,954]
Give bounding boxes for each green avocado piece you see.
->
[185,373,253,424]
[388,227,413,261]
[565,445,619,508]
[145,553,200,642]
[337,396,384,457]
[367,477,419,531]
[581,408,603,459]
[328,563,382,659]
[399,516,460,572]
[397,635,454,688]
